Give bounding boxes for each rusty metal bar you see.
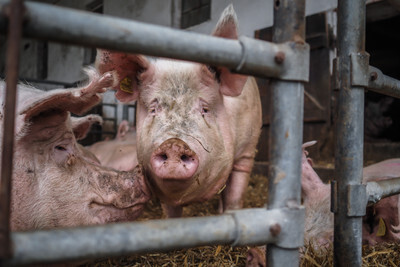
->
[333,0,366,265]
[0,0,23,259]
[267,0,306,266]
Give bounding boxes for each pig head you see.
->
[95,5,262,217]
[362,159,400,245]
[88,120,138,171]
[302,143,400,247]
[1,69,151,231]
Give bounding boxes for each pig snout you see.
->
[150,138,199,180]
[93,165,151,223]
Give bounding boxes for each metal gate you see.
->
[0,0,399,266]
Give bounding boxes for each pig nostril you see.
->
[160,154,168,161]
[181,155,189,162]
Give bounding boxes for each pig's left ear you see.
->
[20,68,114,121]
[71,114,103,141]
[95,49,153,103]
[211,4,247,97]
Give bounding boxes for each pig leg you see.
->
[220,156,253,212]
[220,171,250,212]
[246,246,266,267]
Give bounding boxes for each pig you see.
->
[246,143,400,267]
[95,5,262,217]
[1,69,151,231]
[87,120,138,171]
[301,143,400,247]
[362,159,400,245]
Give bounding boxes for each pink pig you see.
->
[95,5,262,217]
[88,120,138,171]
[2,69,151,231]
[301,142,400,247]
[246,142,400,266]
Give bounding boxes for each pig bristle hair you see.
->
[216,4,239,30]
[83,66,100,82]
[82,66,118,89]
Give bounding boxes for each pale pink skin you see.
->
[95,6,262,217]
[246,145,400,267]
[362,159,400,245]
[301,143,400,247]
[88,120,138,171]
[2,71,151,231]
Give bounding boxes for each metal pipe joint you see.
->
[237,36,310,81]
[366,177,400,205]
[228,207,305,248]
[333,52,400,99]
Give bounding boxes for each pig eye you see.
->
[202,107,209,115]
[55,145,67,151]
[149,99,159,115]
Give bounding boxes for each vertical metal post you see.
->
[333,0,365,266]
[0,0,23,259]
[267,0,306,266]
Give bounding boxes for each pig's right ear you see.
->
[116,120,130,139]
[71,114,103,141]
[95,49,153,103]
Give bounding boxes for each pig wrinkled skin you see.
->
[95,5,262,217]
[88,120,138,171]
[246,142,400,267]
[1,69,151,231]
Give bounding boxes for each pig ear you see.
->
[211,4,247,97]
[95,49,153,103]
[116,120,130,139]
[20,68,114,121]
[71,114,103,141]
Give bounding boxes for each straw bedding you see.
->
[82,174,400,267]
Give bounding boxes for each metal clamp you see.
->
[347,184,367,217]
[228,207,305,249]
[350,52,370,87]
[331,181,367,217]
[238,36,310,82]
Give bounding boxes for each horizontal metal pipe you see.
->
[366,177,400,205]
[4,208,304,266]
[0,0,308,81]
[367,66,400,99]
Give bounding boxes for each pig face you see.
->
[2,70,151,231]
[95,5,261,215]
[134,60,234,206]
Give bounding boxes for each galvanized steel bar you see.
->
[0,0,23,259]
[334,0,366,265]
[0,0,308,81]
[367,177,400,205]
[367,66,400,99]
[267,0,306,266]
[3,208,304,265]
